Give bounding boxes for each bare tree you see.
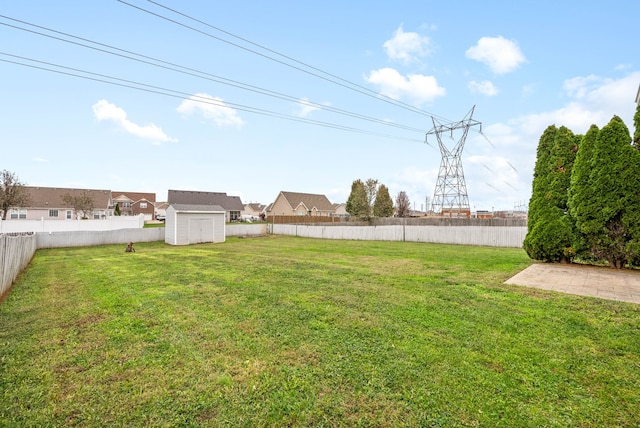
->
[0,170,31,220]
[62,193,95,219]
[395,191,411,218]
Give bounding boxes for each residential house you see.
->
[112,191,156,221]
[167,189,244,222]
[332,203,348,218]
[268,191,335,217]
[243,203,266,219]
[264,202,274,214]
[6,186,113,220]
[154,202,169,220]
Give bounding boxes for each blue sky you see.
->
[2,1,639,211]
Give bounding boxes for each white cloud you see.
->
[467,155,519,184]
[615,63,632,71]
[468,71,640,210]
[366,67,445,105]
[562,75,601,99]
[482,122,520,147]
[514,71,640,137]
[326,185,349,204]
[92,99,176,143]
[389,165,438,210]
[465,36,526,74]
[294,97,330,118]
[383,25,432,65]
[458,147,531,211]
[514,102,604,136]
[177,93,244,128]
[33,157,48,162]
[521,84,536,97]
[468,80,499,96]
[565,73,637,112]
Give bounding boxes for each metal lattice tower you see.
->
[426,106,482,217]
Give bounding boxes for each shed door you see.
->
[189,218,214,244]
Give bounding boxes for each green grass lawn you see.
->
[143,222,165,228]
[1,236,639,427]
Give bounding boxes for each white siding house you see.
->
[165,204,226,246]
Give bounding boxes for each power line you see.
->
[0,52,426,144]
[0,15,427,135]
[117,0,452,122]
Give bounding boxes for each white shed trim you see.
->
[166,204,226,245]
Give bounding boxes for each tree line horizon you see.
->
[345,178,414,220]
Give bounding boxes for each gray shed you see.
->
[165,204,226,246]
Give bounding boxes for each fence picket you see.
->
[0,233,37,298]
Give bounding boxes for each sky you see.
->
[2,1,639,212]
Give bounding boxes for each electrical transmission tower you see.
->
[426,106,482,217]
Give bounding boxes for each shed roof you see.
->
[168,190,244,211]
[168,204,226,213]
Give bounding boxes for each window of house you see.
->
[140,202,147,209]
[49,209,59,217]
[66,210,72,219]
[121,202,131,208]
[10,209,27,219]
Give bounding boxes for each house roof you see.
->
[168,189,244,211]
[245,203,264,211]
[112,194,133,203]
[24,186,112,209]
[168,204,226,213]
[112,191,156,203]
[279,191,334,211]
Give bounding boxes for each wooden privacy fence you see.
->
[0,233,37,298]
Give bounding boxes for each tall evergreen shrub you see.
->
[523,125,577,262]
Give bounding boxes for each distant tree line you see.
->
[524,102,640,269]
[346,178,413,219]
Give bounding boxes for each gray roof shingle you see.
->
[168,190,244,211]
[280,191,333,211]
[169,204,225,212]
[25,186,112,209]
